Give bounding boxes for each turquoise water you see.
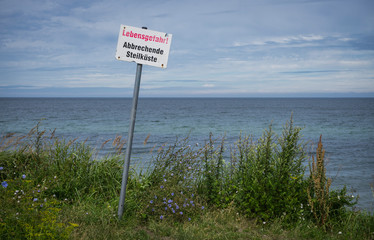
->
[1,98,373,211]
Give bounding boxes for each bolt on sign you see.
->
[115,25,173,68]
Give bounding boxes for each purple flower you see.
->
[150,200,153,204]
[171,192,174,196]
[22,174,26,179]
[160,185,164,189]
[179,212,183,215]
[160,215,164,220]
[201,206,205,210]
[188,218,191,221]
[168,199,173,203]
[1,181,8,188]
[33,198,38,202]
[0,166,3,170]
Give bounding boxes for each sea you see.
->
[1,98,373,212]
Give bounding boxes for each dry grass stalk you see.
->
[307,135,331,228]
[143,134,150,145]
[112,135,126,154]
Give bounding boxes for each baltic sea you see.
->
[1,98,373,211]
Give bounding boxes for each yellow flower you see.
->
[69,222,79,228]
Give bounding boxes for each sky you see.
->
[0,0,373,97]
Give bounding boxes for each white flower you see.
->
[338,231,342,235]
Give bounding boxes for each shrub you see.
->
[233,118,309,222]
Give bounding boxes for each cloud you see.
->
[0,0,373,97]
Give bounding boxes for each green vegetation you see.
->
[1,119,373,239]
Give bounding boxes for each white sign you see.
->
[115,25,172,68]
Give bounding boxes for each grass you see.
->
[1,119,373,239]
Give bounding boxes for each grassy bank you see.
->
[1,119,373,239]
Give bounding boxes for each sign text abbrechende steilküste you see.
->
[115,25,172,68]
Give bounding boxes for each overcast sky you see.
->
[0,0,373,97]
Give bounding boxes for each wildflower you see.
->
[172,209,175,213]
[338,231,342,235]
[160,185,164,189]
[164,179,167,182]
[69,223,79,228]
[160,215,164,220]
[33,198,38,202]
[201,206,205,210]
[191,194,194,197]
[179,212,183,215]
[150,200,153,204]
[154,195,157,199]
[2,181,8,188]
[168,199,173,203]
[263,222,266,225]
[171,192,174,196]
[188,217,191,221]
[0,166,3,170]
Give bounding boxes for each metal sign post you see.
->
[117,63,142,219]
[115,25,172,219]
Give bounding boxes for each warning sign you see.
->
[115,25,172,68]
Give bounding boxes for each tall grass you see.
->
[1,118,373,239]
